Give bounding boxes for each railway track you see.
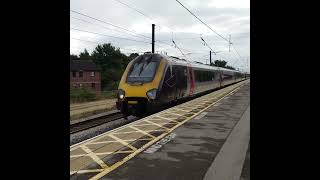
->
[70,80,247,135]
[70,111,124,134]
[70,102,110,111]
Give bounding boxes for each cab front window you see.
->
[126,55,160,83]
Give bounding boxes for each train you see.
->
[116,53,249,117]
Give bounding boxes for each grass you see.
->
[97,90,117,100]
[70,105,116,121]
[70,86,118,120]
[70,88,117,104]
[70,88,97,103]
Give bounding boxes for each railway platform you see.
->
[70,80,250,180]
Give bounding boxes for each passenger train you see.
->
[116,53,249,116]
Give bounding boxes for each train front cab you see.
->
[116,54,167,116]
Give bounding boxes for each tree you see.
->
[213,60,227,67]
[70,54,79,60]
[91,43,128,89]
[121,53,139,69]
[128,53,139,60]
[225,65,235,70]
[212,59,236,70]
[79,49,91,60]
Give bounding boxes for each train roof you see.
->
[159,54,243,73]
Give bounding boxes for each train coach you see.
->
[116,53,247,117]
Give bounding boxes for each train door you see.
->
[161,65,176,102]
[219,70,223,87]
[174,66,187,98]
[188,66,195,96]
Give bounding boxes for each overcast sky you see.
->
[70,0,250,72]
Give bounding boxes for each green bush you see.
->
[102,81,119,91]
[70,88,97,103]
[99,90,117,99]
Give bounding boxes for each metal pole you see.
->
[209,50,212,65]
[152,24,155,53]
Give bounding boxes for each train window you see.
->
[194,70,215,82]
[139,62,158,77]
[202,71,205,81]
[126,57,160,83]
[211,71,215,80]
[175,66,187,86]
[194,71,198,82]
[195,70,200,82]
[164,67,176,87]
[164,68,171,80]
[206,71,210,81]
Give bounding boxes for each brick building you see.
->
[70,60,101,93]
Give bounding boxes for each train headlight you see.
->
[118,89,125,99]
[146,89,157,100]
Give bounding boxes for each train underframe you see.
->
[116,78,247,117]
[116,98,164,117]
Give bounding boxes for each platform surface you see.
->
[70,80,250,180]
[102,82,250,180]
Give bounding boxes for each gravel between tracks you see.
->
[70,115,138,146]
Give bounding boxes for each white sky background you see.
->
[70,0,250,72]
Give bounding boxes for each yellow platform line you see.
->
[191,104,207,107]
[161,121,178,124]
[75,169,104,174]
[171,107,193,112]
[71,150,134,158]
[139,119,178,125]
[108,134,137,151]
[111,131,142,135]
[71,82,245,148]
[146,122,178,126]
[165,111,189,118]
[155,115,180,123]
[129,126,156,139]
[87,138,152,145]
[90,81,246,180]
[80,145,109,169]
[133,123,160,127]
[182,106,205,111]
[86,140,131,145]
[144,129,167,133]
[199,100,213,104]
[109,129,166,136]
[147,117,178,122]
[144,119,170,131]
[95,151,134,156]
[70,146,108,175]
[70,83,248,151]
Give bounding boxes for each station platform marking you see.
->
[70,80,249,179]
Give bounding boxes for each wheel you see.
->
[120,102,130,117]
[133,102,147,117]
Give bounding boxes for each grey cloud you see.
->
[71,0,250,72]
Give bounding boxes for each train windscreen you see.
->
[126,54,161,83]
